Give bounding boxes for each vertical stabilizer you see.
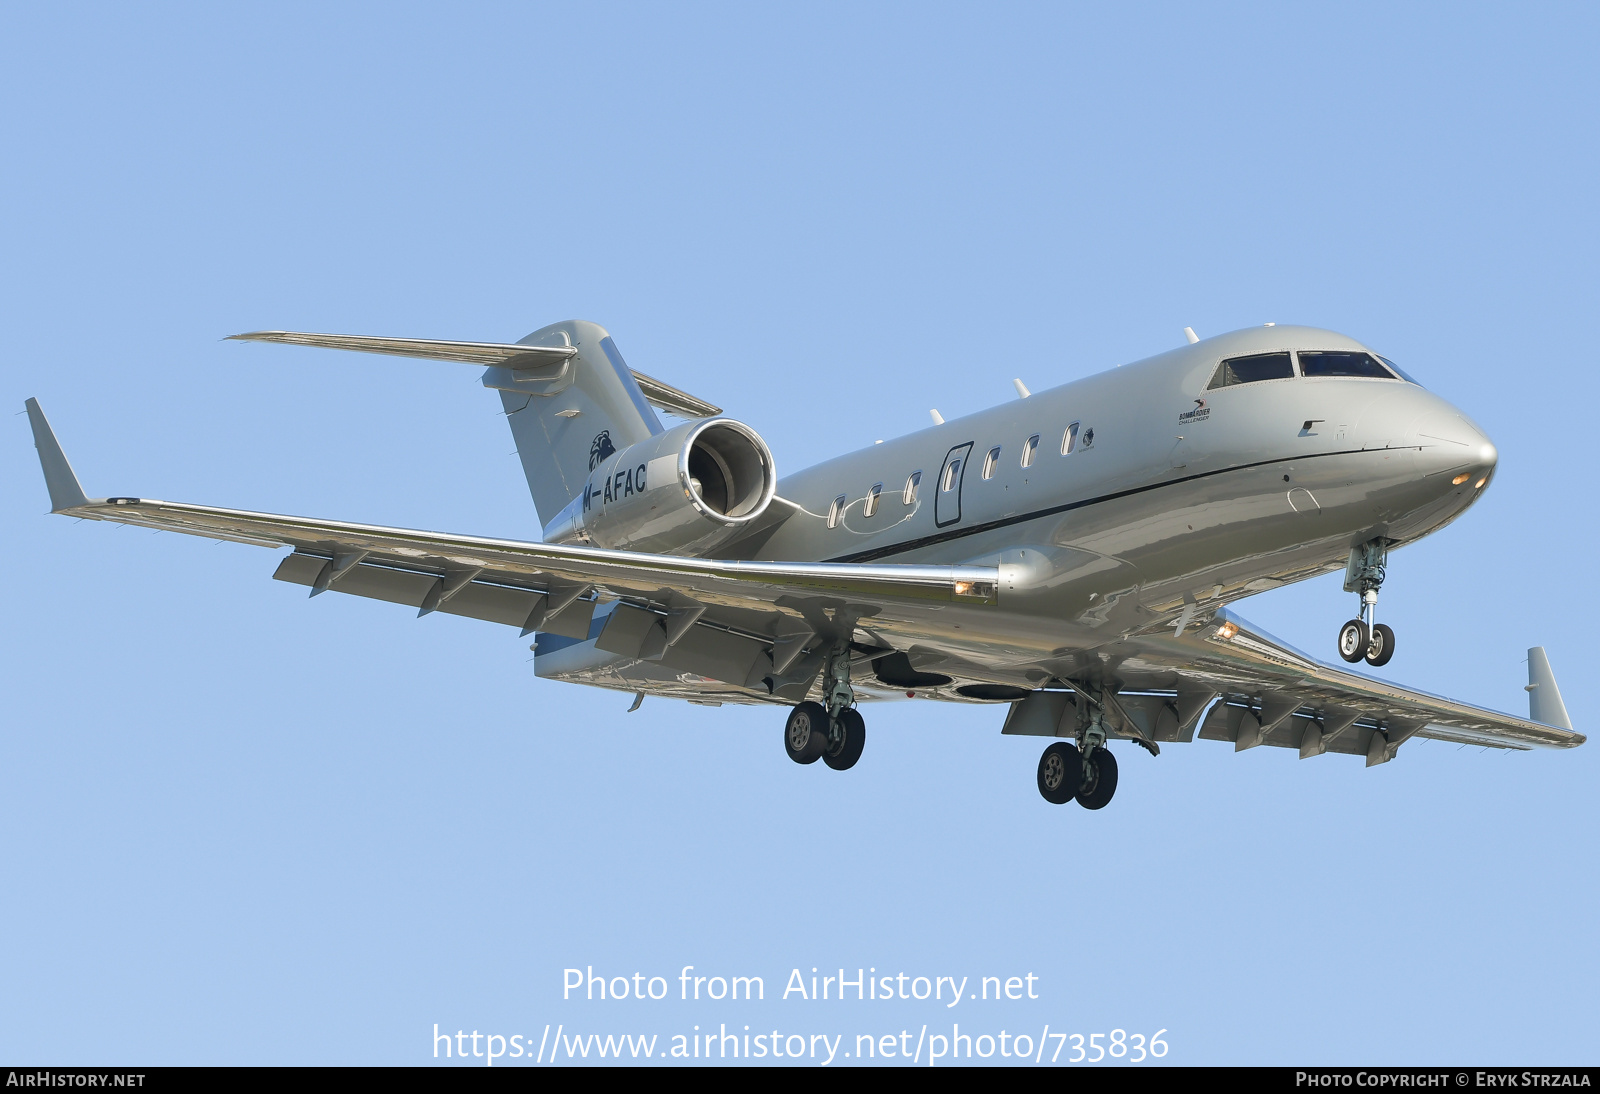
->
[487,321,663,526]
[1527,647,1573,730]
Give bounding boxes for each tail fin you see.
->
[1527,647,1573,730]
[487,321,663,525]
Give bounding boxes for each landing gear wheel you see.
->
[1337,619,1369,663]
[1037,742,1082,805]
[823,708,866,771]
[1366,623,1395,667]
[784,701,828,765]
[1076,747,1119,810]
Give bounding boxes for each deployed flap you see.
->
[1107,609,1583,752]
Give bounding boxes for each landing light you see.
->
[1217,622,1239,640]
[1474,477,1487,488]
[1452,473,1470,485]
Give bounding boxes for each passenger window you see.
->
[1298,351,1397,379]
[942,458,962,492]
[1208,352,1294,388]
[981,446,1001,479]
[903,471,922,504]
[1061,421,1080,455]
[828,494,847,529]
[864,483,882,517]
[1021,434,1039,468]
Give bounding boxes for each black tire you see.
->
[784,701,828,764]
[1076,747,1119,810]
[1337,619,1368,663]
[1366,623,1395,667]
[1037,741,1082,805]
[823,708,866,770]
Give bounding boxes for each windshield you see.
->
[1297,351,1397,380]
[1374,354,1423,386]
[1208,352,1294,388]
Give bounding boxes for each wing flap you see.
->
[272,550,603,637]
[1110,609,1583,755]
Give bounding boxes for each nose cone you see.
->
[1476,437,1498,470]
[1412,408,1497,485]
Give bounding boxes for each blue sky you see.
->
[3,3,1597,1066]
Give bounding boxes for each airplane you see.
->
[24,320,1583,809]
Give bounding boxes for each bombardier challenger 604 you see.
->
[25,321,1582,808]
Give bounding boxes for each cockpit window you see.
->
[1297,351,1397,379]
[1208,352,1294,389]
[1375,355,1423,386]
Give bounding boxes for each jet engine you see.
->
[541,418,777,556]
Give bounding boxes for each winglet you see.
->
[23,398,90,512]
[1526,647,1573,731]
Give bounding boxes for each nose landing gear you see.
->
[1338,539,1395,667]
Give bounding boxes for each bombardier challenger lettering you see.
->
[24,320,1582,808]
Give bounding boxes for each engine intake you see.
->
[542,418,777,556]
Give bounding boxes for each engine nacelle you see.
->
[542,418,777,556]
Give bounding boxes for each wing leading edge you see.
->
[24,398,997,697]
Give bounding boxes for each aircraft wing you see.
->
[25,399,993,695]
[28,397,1582,745]
[1073,609,1583,763]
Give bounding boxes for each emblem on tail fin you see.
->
[589,430,617,470]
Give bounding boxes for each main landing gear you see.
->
[1036,692,1120,809]
[1337,539,1395,667]
[783,643,866,771]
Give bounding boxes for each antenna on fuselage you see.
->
[929,409,945,425]
[1012,379,1031,399]
[1183,326,1200,344]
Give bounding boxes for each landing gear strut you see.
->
[1036,684,1121,809]
[783,643,866,771]
[1338,539,1395,667]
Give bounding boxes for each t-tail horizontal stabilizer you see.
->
[228,330,723,420]
[24,398,91,512]
[1526,647,1573,730]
